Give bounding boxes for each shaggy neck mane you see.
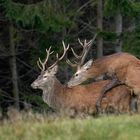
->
[42,76,64,109]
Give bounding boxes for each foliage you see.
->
[123,26,140,58]
[2,0,75,33]
[99,31,118,41]
[103,0,140,57]
[104,0,136,17]
[1,0,79,59]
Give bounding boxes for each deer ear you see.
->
[50,65,58,75]
[83,59,93,70]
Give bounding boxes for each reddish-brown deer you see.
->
[67,39,140,111]
[31,42,135,116]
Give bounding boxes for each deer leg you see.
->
[96,77,122,113]
[130,96,138,113]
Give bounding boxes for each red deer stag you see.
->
[31,42,135,116]
[67,39,140,111]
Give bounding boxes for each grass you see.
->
[0,114,140,140]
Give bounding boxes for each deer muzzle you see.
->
[31,82,38,89]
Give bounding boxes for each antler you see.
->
[66,39,92,68]
[48,41,69,70]
[37,46,54,71]
[66,33,97,68]
[37,41,69,71]
[78,39,93,65]
[66,59,78,68]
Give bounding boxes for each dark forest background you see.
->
[0,0,140,115]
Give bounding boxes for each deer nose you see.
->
[31,82,37,89]
[31,83,34,88]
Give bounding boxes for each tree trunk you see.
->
[9,22,20,110]
[115,9,122,52]
[62,3,69,82]
[97,0,103,58]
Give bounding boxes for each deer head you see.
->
[67,35,97,87]
[31,41,69,90]
[31,65,58,90]
[67,59,93,87]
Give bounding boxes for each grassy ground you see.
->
[0,114,140,140]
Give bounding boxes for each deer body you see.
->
[68,53,140,84]
[67,48,140,111]
[67,52,140,96]
[95,53,140,96]
[31,70,132,115]
[31,43,135,116]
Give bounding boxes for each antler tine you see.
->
[84,39,87,46]
[78,38,89,49]
[43,46,53,65]
[48,41,69,69]
[71,48,82,59]
[36,46,54,71]
[68,39,93,69]
[39,57,45,70]
[66,59,77,67]
[78,38,84,47]
[37,58,44,70]
[70,38,90,61]
[79,33,98,66]
[83,39,90,49]
[76,39,92,66]
[80,40,93,66]
[58,41,69,61]
[87,39,92,47]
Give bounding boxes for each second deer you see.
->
[67,39,140,111]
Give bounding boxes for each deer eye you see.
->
[43,75,47,78]
[75,74,78,77]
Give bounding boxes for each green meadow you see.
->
[0,114,140,140]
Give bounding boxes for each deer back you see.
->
[67,52,140,87]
